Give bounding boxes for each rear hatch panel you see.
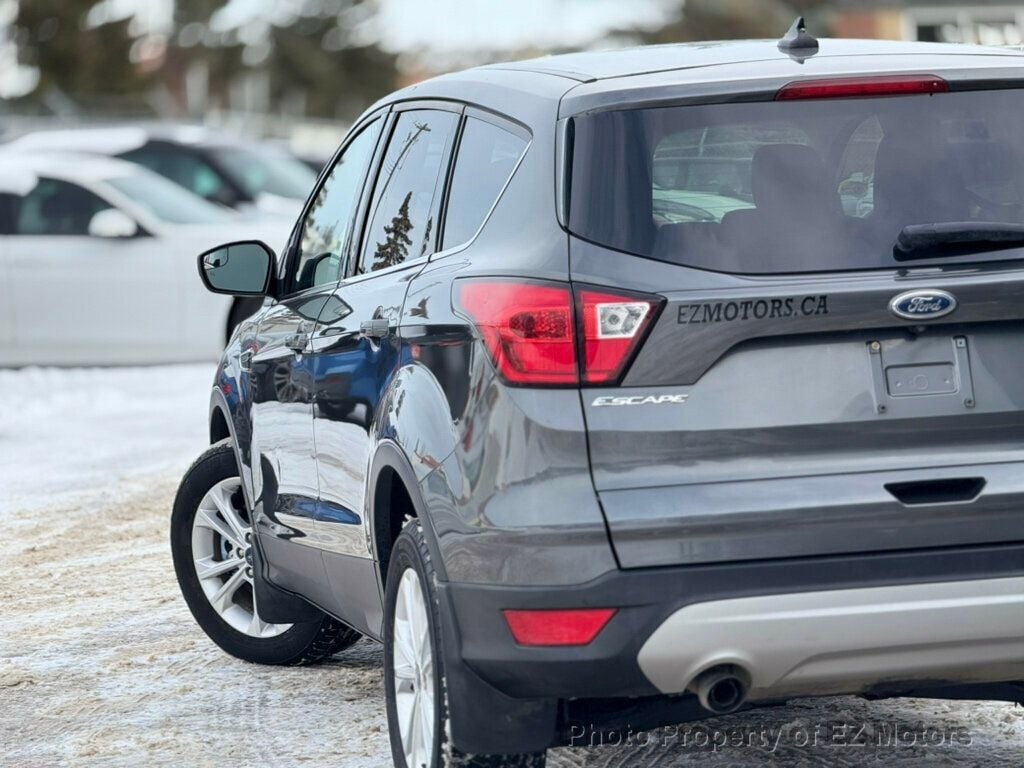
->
[573,244,1024,569]
[566,80,1024,569]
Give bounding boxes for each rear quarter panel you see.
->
[397,92,617,586]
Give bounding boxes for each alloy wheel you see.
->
[392,568,436,768]
[190,477,291,638]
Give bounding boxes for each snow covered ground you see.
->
[0,364,214,515]
[1,365,1021,766]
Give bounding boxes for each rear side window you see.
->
[360,110,458,272]
[569,89,1024,273]
[442,117,527,250]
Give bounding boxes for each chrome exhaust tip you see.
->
[690,665,749,714]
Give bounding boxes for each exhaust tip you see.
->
[690,665,750,715]
[706,676,745,712]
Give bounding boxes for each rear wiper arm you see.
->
[894,222,1024,261]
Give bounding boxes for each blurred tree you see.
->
[13,0,152,109]
[13,0,397,121]
[615,0,832,45]
[162,0,245,115]
[268,1,398,120]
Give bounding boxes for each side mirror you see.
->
[89,208,138,238]
[198,240,274,296]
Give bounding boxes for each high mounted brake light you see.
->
[775,75,949,101]
[455,280,660,387]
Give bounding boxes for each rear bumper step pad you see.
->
[638,575,1024,698]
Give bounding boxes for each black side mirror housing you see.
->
[198,240,275,296]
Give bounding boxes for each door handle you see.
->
[284,333,309,352]
[885,477,985,505]
[360,318,391,339]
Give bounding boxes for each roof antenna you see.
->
[778,16,819,61]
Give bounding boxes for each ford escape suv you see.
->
[171,28,1024,768]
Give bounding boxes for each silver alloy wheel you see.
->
[393,567,436,768]
[191,477,291,639]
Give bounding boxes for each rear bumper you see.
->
[639,575,1024,699]
[438,542,1024,753]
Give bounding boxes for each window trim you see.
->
[277,108,391,299]
[353,102,464,276]
[432,106,533,259]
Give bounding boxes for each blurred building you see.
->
[832,1,1024,45]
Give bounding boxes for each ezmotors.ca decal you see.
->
[677,295,829,325]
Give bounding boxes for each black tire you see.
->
[383,521,546,768]
[171,441,361,665]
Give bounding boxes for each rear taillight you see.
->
[503,608,617,647]
[457,281,577,385]
[455,280,660,387]
[775,74,949,101]
[578,288,658,385]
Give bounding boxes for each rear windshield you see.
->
[568,89,1024,273]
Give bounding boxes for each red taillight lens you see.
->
[776,74,949,101]
[503,608,617,647]
[457,280,577,385]
[456,280,660,387]
[578,288,659,385]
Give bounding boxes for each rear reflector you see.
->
[503,608,617,647]
[776,74,949,101]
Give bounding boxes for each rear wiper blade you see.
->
[894,222,1024,261]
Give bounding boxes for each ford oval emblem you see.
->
[889,289,958,321]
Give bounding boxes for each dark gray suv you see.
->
[171,29,1024,768]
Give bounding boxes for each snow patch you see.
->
[0,364,214,515]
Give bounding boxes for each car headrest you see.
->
[750,144,839,216]
[873,134,966,224]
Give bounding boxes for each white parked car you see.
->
[0,152,287,366]
[5,125,318,220]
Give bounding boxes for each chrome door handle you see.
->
[360,319,391,339]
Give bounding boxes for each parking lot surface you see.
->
[1,365,1020,766]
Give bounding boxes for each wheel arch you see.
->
[208,386,258,509]
[209,400,231,444]
[369,440,448,585]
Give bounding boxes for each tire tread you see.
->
[385,521,546,768]
[171,442,361,666]
[295,617,362,665]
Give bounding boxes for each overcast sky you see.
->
[378,0,669,51]
[83,0,670,51]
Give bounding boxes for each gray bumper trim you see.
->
[637,576,1024,699]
